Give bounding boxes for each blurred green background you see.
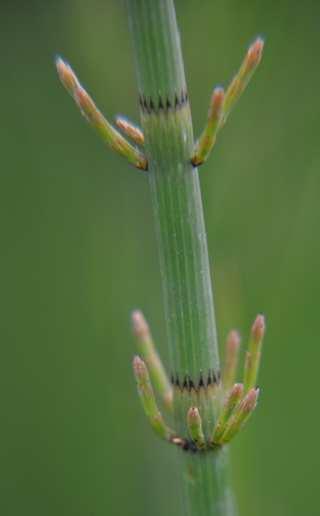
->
[1,1,320,515]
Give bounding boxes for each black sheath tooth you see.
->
[166,97,171,111]
[186,374,192,392]
[189,377,195,391]
[158,95,164,110]
[182,375,189,390]
[198,371,205,388]
[173,373,181,388]
[211,370,217,384]
[180,89,186,105]
[143,96,149,113]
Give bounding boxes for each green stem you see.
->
[127,0,219,396]
[126,1,236,515]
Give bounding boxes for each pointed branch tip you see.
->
[56,57,78,93]
[187,406,206,449]
[226,330,241,351]
[247,37,264,69]
[251,314,266,343]
[243,387,259,413]
[231,383,244,398]
[132,310,150,340]
[211,87,225,113]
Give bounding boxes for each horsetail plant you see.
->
[56,1,265,515]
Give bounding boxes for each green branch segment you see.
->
[132,355,174,440]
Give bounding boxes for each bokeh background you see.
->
[1,1,320,515]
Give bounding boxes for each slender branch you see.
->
[192,37,264,166]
